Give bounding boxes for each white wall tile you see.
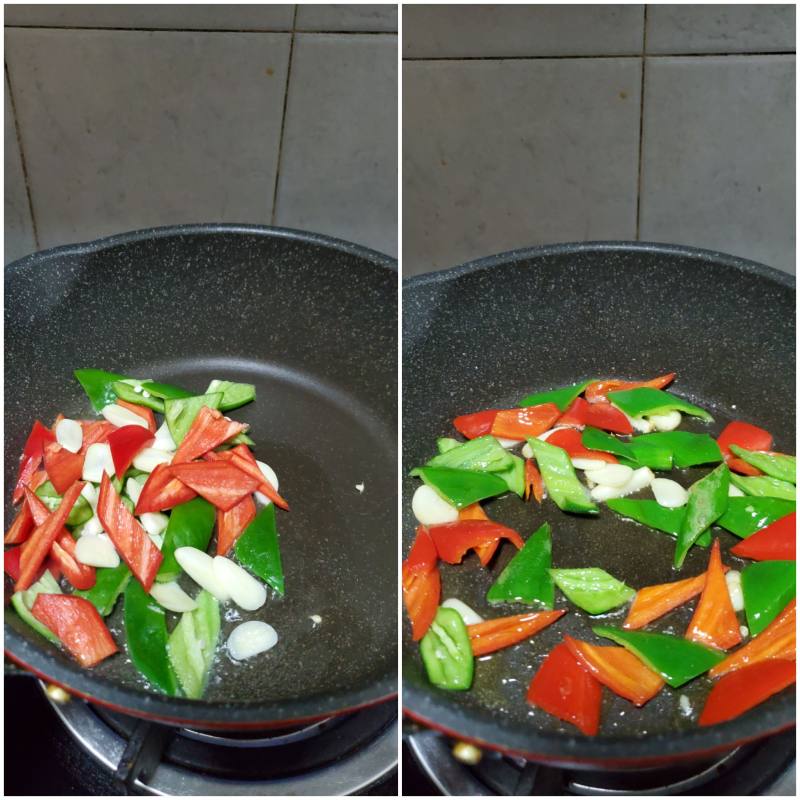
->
[403,58,641,275]
[4,4,295,30]
[275,34,397,256]
[296,4,397,32]
[5,28,291,249]
[4,76,36,263]
[403,4,644,58]
[646,4,795,54]
[639,56,794,273]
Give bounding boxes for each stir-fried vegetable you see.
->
[740,560,796,635]
[468,610,565,656]
[730,512,795,561]
[486,523,553,607]
[607,387,713,423]
[420,607,474,690]
[527,438,598,515]
[550,568,634,615]
[716,496,795,538]
[729,445,796,484]
[674,463,729,568]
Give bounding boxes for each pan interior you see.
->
[5,226,397,713]
[402,243,795,752]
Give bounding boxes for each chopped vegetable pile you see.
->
[5,370,288,697]
[404,373,796,735]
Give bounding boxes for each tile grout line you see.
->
[635,5,648,241]
[5,62,40,250]
[4,25,397,35]
[270,5,298,226]
[402,50,795,62]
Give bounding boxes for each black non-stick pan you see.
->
[402,241,795,767]
[5,224,397,729]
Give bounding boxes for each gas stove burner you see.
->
[42,682,397,795]
[406,729,796,796]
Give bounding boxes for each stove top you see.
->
[4,677,397,795]
[403,729,796,796]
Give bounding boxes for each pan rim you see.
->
[402,239,794,289]
[5,223,398,726]
[5,221,397,274]
[402,239,795,760]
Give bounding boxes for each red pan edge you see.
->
[403,707,796,770]
[7,649,397,730]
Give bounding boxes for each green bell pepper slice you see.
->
[131,379,193,400]
[11,570,62,644]
[235,504,285,595]
[225,431,255,447]
[495,454,526,498]
[157,498,216,582]
[167,590,220,699]
[425,435,512,473]
[436,437,461,454]
[75,562,132,616]
[74,368,131,411]
[206,379,256,411]
[550,568,635,614]
[487,523,553,608]
[35,482,94,527]
[674,463,729,568]
[164,393,223,445]
[716,497,795,538]
[580,427,673,470]
[729,473,795,501]
[112,381,166,413]
[420,607,474,690]
[593,626,725,687]
[633,431,722,469]
[519,380,592,412]
[741,561,796,636]
[729,446,796,485]
[527,438,598,515]
[606,498,711,545]
[608,387,714,423]
[410,466,508,509]
[124,579,179,695]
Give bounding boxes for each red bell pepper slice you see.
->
[228,453,290,511]
[710,600,795,678]
[406,526,439,574]
[453,409,499,440]
[402,562,440,641]
[81,419,116,448]
[717,420,773,476]
[5,499,34,544]
[169,461,260,512]
[558,397,633,435]
[730,512,796,561]
[13,420,57,503]
[115,398,156,432]
[457,504,498,563]
[51,532,96,591]
[43,440,84,494]
[97,473,162,590]
[468,610,565,656]
[31,594,118,667]
[564,635,664,706]
[216,495,257,556]
[172,405,247,464]
[5,546,22,581]
[546,428,619,464]
[490,403,561,441]
[685,539,741,651]
[107,425,154,478]
[524,459,544,503]
[16,480,84,591]
[527,642,602,735]
[623,566,728,630]
[584,373,676,404]
[134,463,197,513]
[428,520,524,566]
[699,658,796,726]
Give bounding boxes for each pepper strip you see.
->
[674,463,729,568]
[420,607,474,690]
[524,459,544,503]
[729,446,796,485]
[730,512,796,561]
[428,520,524,565]
[468,610,565,656]
[486,523,554,608]
[584,373,675,404]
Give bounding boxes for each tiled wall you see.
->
[4,4,397,264]
[403,4,795,275]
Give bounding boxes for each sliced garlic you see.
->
[55,418,83,453]
[175,547,230,601]
[125,477,144,505]
[101,403,150,429]
[227,621,278,661]
[212,556,267,611]
[584,464,634,488]
[75,533,120,568]
[81,514,104,537]
[150,581,197,612]
[442,598,485,625]
[648,410,681,431]
[651,478,689,508]
[496,437,521,449]
[132,447,172,473]
[623,412,654,433]
[139,511,169,536]
[152,422,177,452]
[253,460,279,505]
[725,570,744,612]
[411,484,459,525]
[80,483,98,510]
[728,484,745,497]
[590,467,654,502]
[521,443,533,459]
[82,443,115,482]
[571,457,609,471]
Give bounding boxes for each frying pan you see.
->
[5,223,397,729]
[402,241,795,768]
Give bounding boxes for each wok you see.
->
[402,241,795,767]
[5,224,397,729]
